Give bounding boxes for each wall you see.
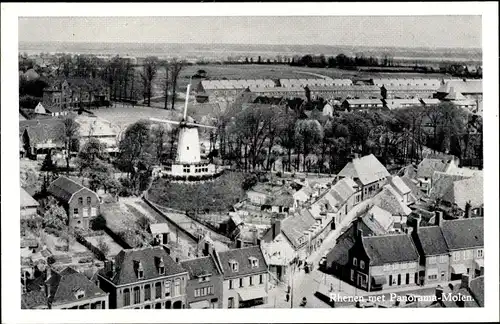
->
[369,262,419,291]
[222,272,268,308]
[68,188,100,229]
[449,247,484,280]
[185,274,224,308]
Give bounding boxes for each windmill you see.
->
[150,83,219,179]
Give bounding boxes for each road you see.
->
[263,200,373,308]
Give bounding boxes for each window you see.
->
[195,286,214,297]
[228,297,234,309]
[87,197,91,205]
[155,282,162,299]
[82,208,89,218]
[428,274,438,280]
[123,288,130,306]
[198,276,210,283]
[75,289,85,300]
[78,197,83,205]
[428,256,437,264]
[353,258,357,266]
[174,279,181,297]
[239,278,243,288]
[230,261,239,272]
[249,276,254,286]
[229,280,234,290]
[406,273,410,285]
[259,274,263,284]
[164,281,171,297]
[453,252,461,261]
[439,255,447,263]
[144,284,151,301]
[477,249,483,258]
[350,270,355,282]
[389,275,393,286]
[73,208,79,216]
[159,266,165,275]
[138,270,144,279]
[133,286,141,304]
[91,207,97,217]
[360,261,365,269]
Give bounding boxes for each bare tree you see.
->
[169,58,185,110]
[57,117,80,173]
[161,60,170,109]
[141,56,158,107]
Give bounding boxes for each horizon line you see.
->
[18,40,482,51]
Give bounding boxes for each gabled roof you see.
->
[48,176,91,203]
[361,205,394,235]
[362,234,419,266]
[21,119,65,146]
[21,290,48,309]
[437,80,482,94]
[372,185,412,216]
[413,226,449,256]
[330,177,358,202]
[20,187,39,208]
[444,88,466,101]
[49,267,108,306]
[216,246,268,279]
[101,246,186,286]
[180,255,221,279]
[416,158,453,179]
[429,171,470,200]
[441,218,484,250]
[280,211,317,249]
[388,175,411,196]
[338,154,390,186]
[441,174,483,210]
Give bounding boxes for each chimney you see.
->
[412,214,421,233]
[405,226,413,235]
[464,201,471,218]
[460,274,471,290]
[274,220,282,239]
[435,210,443,227]
[356,229,363,243]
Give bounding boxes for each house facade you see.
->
[180,255,224,309]
[216,246,269,309]
[97,246,189,309]
[47,176,101,229]
[347,230,420,292]
[337,154,390,201]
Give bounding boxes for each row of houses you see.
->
[326,211,483,292]
[22,245,269,310]
[42,77,111,110]
[20,114,120,160]
[195,78,483,104]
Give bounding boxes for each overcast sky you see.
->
[19,16,481,48]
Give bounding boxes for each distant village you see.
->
[19,50,484,309]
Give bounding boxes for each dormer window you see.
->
[135,261,144,279]
[229,260,239,272]
[156,257,165,275]
[74,288,85,300]
[249,257,259,268]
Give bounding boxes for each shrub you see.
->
[47,256,56,265]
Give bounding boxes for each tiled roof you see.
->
[21,290,48,309]
[413,226,448,256]
[49,267,108,307]
[361,205,394,235]
[429,171,470,200]
[416,158,453,179]
[48,176,87,203]
[216,246,268,279]
[280,211,317,249]
[180,255,221,278]
[102,246,187,286]
[469,276,484,307]
[362,234,419,266]
[437,80,482,94]
[373,78,441,87]
[441,218,484,250]
[337,154,390,185]
[441,174,483,210]
[372,185,412,216]
[388,175,411,195]
[382,85,440,91]
[444,87,466,101]
[330,177,358,202]
[21,119,65,146]
[20,187,39,208]
[344,99,384,105]
[308,85,380,92]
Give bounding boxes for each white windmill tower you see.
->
[150,83,219,179]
